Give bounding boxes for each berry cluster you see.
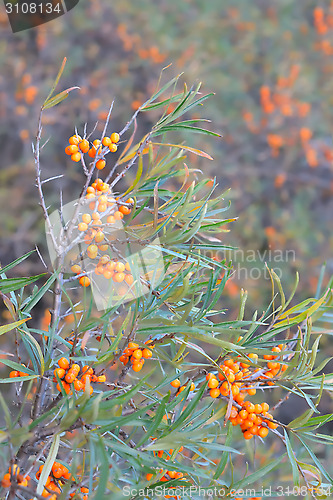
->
[54,357,106,395]
[169,343,287,440]
[70,177,134,289]
[9,365,29,378]
[146,446,186,499]
[170,378,195,394]
[119,340,154,372]
[34,462,89,500]
[1,465,30,489]
[65,132,119,167]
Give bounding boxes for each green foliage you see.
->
[0,74,332,500]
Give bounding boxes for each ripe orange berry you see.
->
[142,348,152,359]
[170,378,181,388]
[239,409,248,420]
[96,159,106,170]
[208,378,219,389]
[97,375,106,383]
[9,370,19,378]
[125,274,134,285]
[114,210,123,220]
[128,342,139,350]
[78,222,88,232]
[65,371,76,383]
[102,137,112,147]
[109,143,118,153]
[254,404,262,414]
[82,213,91,224]
[79,139,90,153]
[119,205,131,215]
[71,152,81,162]
[243,430,254,440]
[93,139,101,147]
[126,197,134,204]
[115,262,125,273]
[210,388,220,398]
[69,135,82,145]
[54,368,66,379]
[111,132,120,143]
[113,272,125,283]
[87,244,98,255]
[146,473,153,481]
[132,360,144,372]
[258,426,269,438]
[65,144,79,155]
[58,357,69,370]
[132,349,143,360]
[79,276,90,287]
[74,379,84,391]
[261,402,269,412]
[107,215,116,224]
[95,231,104,243]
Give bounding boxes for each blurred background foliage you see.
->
[0,0,332,314]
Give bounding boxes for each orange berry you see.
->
[92,212,100,220]
[206,373,215,381]
[87,244,98,255]
[58,357,69,370]
[107,215,116,224]
[128,342,139,350]
[98,203,107,212]
[93,139,101,147]
[247,388,256,396]
[126,198,134,204]
[254,404,262,414]
[74,379,84,391]
[125,274,134,285]
[96,159,106,170]
[170,378,181,388]
[111,132,120,143]
[102,137,112,147]
[71,152,81,162]
[132,349,143,360]
[119,205,131,215]
[79,276,90,287]
[114,211,123,220]
[65,144,79,155]
[244,401,255,413]
[208,378,219,389]
[190,382,195,391]
[119,355,129,365]
[261,402,269,412]
[258,426,269,438]
[95,231,105,243]
[78,222,88,232]
[79,139,90,153]
[113,272,125,283]
[210,388,220,398]
[250,425,259,435]
[115,262,125,273]
[239,409,248,420]
[109,143,118,153]
[54,368,66,379]
[142,348,152,359]
[146,473,153,481]
[132,361,144,372]
[243,430,253,440]
[9,370,19,378]
[69,135,82,145]
[97,375,106,383]
[223,359,234,368]
[82,213,91,224]
[103,270,113,280]
[65,372,76,384]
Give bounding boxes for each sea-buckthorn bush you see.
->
[0,64,333,500]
